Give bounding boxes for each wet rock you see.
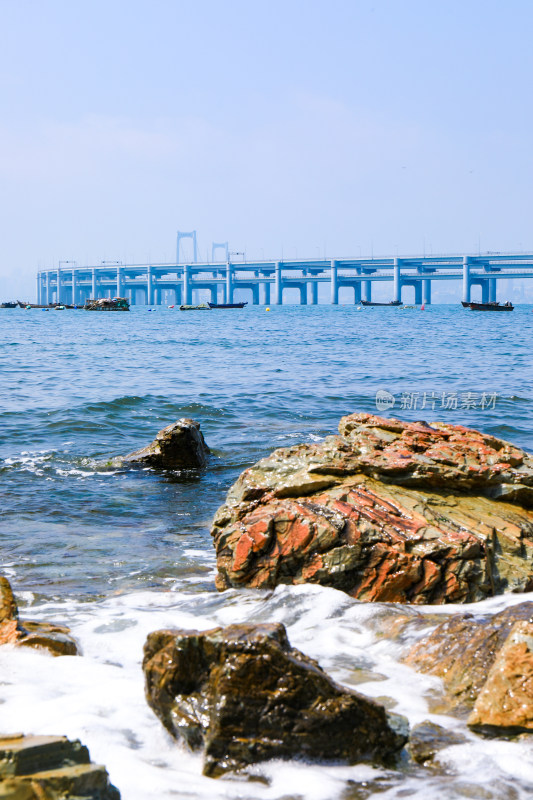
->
[211,413,533,603]
[405,601,533,710]
[0,577,79,656]
[143,622,408,777]
[468,620,533,733]
[0,733,120,799]
[407,721,467,764]
[119,418,209,469]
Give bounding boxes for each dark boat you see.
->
[0,301,17,309]
[461,301,470,307]
[467,301,514,312]
[360,300,402,307]
[179,303,211,310]
[207,301,248,309]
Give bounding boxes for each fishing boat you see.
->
[467,301,514,312]
[0,301,17,309]
[179,303,211,311]
[85,297,130,311]
[207,301,248,309]
[360,300,402,307]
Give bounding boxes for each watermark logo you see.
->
[375,390,498,413]
[375,390,396,413]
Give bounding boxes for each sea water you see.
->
[0,304,532,799]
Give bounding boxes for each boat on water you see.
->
[85,297,130,311]
[466,301,514,312]
[179,303,211,310]
[207,301,248,309]
[0,301,17,309]
[360,300,402,307]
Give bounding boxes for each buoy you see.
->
[266,307,270,311]
[421,304,425,311]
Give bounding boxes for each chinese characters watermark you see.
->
[375,389,498,414]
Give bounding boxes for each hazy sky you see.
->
[1,0,533,297]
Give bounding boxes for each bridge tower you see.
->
[211,241,229,261]
[176,230,198,263]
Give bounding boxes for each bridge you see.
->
[36,253,533,306]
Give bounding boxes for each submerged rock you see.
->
[407,721,467,764]
[211,413,533,604]
[0,576,79,656]
[405,601,533,728]
[0,733,120,799]
[143,622,408,777]
[119,418,209,469]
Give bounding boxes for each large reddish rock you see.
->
[0,576,79,656]
[211,413,533,604]
[143,622,408,777]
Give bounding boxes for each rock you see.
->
[143,622,408,777]
[407,721,467,764]
[0,733,120,799]
[404,601,533,710]
[0,577,79,656]
[211,413,533,603]
[468,620,533,733]
[119,418,209,469]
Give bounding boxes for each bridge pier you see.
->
[462,256,471,303]
[422,279,431,305]
[489,278,497,302]
[299,284,307,305]
[226,263,234,304]
[481,281,489,303]
[330,260,339,304]
[275,262,283,304]
[362,280,372,303]
[184,265,192,304]
[262,278,271,305]
[116,268,123,299]
[393,259,401,304]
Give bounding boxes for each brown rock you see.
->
[0,734,120,799]
[0,577,79,656]
[468,620,533,733]
[404,601,533,710]
[211,413,533,604]
[120,418,209,469]
[407,721,467,764]
[143,622,408,777]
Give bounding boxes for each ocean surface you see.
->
[0,303,532,799]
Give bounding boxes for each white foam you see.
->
[1,585,532,799]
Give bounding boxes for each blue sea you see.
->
[1,304,532,799]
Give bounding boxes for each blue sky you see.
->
[1,0,533,297]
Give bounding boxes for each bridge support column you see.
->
[330,260,338,304]
[71,270,78,305]
[262,278,271,305]
[414,282,423,305]
[393,259,401,303]
[481,281,489,303]
[489,278,496,302]
[210,285,217,303]
[422,279,431,305]
[226,263,234,304]
[275,262,282,304]
[462,256,471,303]
[45,272,50,304]
[251,285,260,305]
[116,268,123,299]
[56,269,62,304]
[147,268,154,305]
[91,269,97,300]
[299,284,307,305]
[184,265,192,304]
[362,280,372,302]
[310,280,318,304]
[353,282,361,304]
